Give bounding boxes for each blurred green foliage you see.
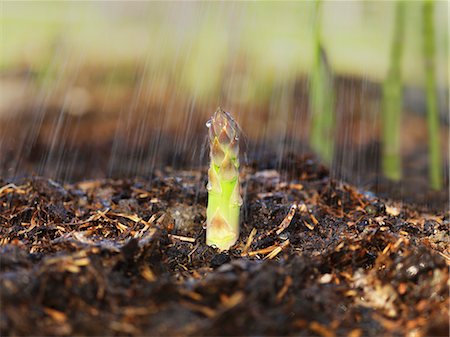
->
[2,1,448,101]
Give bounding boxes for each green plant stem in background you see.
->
[309,0,335,164]
[423,0,442,190]
[381,1,405,181]
[206,108,242,250]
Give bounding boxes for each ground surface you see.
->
[1,155,449,336]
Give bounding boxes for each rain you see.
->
[1,1,449,336]
[1,2,448,195]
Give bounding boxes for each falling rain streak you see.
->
[0,1,448,207]
[1,2,450,336]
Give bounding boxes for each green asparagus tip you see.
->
[206,107,242,250]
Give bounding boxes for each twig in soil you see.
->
[169,234,196,243]
[248,239,291,258]
[254,203,298,244]
[382,243,392,255]
[303,219,315,231]
[265,239,290,260]
[0,183,28,196]
[107,211,150,225]
[187,243,200,263]
[247,244,280,256]
[67,208,110,226]
[98,211,129,233]
[43,307,67,323]
[437,251,450,264]
[43,251,90,273]
[241,228,257,256]
[16,222,38,235]
[276,204,298,235]
[134,214,158,238]
[309,212,319,226]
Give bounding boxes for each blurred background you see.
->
[0,1,448,207]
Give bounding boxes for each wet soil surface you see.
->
[1,155,449,336]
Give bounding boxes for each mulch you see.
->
[1,155,448,336]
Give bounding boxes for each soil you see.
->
[1,154,448,336]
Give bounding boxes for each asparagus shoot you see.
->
[206,108,242,250]
[423,0,442,190]
[381,1,405,181]
[309,0,335,164]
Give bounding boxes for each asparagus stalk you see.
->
[381,0,405,181]
[309,0,335,164]
[422,0,442,190]
[206,108,242,250]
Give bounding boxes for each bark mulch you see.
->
[1,155,448,336]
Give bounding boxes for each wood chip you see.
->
[345,290,357,297]
[247,245,277,256]
[17,223,37,235]
[0,183,27,196]
[73,257,90,266]
[310,213,319,225]
[115,222,129,233]
[108,212,143,223]
[44,307,67,323]
[168,234,195,243]
[265,240,290,260]
[289,183,304,190]
[303,220,315,231]
[276,204,297,235]
[265,246,282,260]
[242,228,257,255]
[309,321,336,337]
[438,251,450,264]
[382,243,391,255]
[77,180,101,191]
[386,205,400,216]
[141,265,156,282]
[319,273,333,284]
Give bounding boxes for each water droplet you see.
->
[205,120,212,128]
[279,232,289,240]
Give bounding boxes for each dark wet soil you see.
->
[1,155,448,336]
